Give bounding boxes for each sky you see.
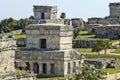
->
[0,0,120,21]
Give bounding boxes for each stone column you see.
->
[38,63,42,74]
[70,61,73,74]
[30,62,33,72]
[47,63,51,75]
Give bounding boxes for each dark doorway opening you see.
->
[67,63,70,74]
[41,13,45,19]
[42,63,47,74]
[33,63,39,73]
[40,39,46,49]
[25,62,30,71]
[50,64,55,74]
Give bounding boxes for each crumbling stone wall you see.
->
[0,37,16,74]
[0,73,36,80]
[71,18,83,29]
[93,25,120,39]
[73,38,96,48]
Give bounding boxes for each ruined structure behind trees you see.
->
[87,2,120,39]
[16,5,84,77]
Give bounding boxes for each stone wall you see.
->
[85,58,118,69]
[26,24,73,50]
[0,73,36,80]
[92,25,120,39]
[109,2,120,17]
[71,18,83,29]
[88,17,119,25]
[17,38,26,47]
[33,5,57,20]
[0,37,16,74]
[73,38,96,48]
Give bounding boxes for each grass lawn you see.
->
[17,46,26,50]
[13,34,26,39]
[112,47,120,53]
[37,77,65,80]
[16,69,27,73]
[74,48,92,52]
[84,53,120,58]
[102,68,120,74]
[79,31,95,38]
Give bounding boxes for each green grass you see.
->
[79,31,95,38]
[17,47,25,50]
[102,68,120,74]
[13,34,26,39]
[16,69,27,73]
[74,48,92,52]
[37,77,65,80]
[85,54,120,58]
[112,47,120,53]
[110,40,119,43]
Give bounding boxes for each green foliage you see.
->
[13,34,26,39]
[74,48,92,52]
[0,16,33,33]
[112,47,120,53]
[75,63,106,80]
[73,28,80,39]
[83,20,88,27]
[102,68,120,74]
[85,54,120,59]
[60,12,66,19]
[79,30,95,38]
[92,39,112,55]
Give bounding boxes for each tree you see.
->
[75,63,106,80]
[73,28,80,39]
[60,12,66,19]
[92,39,104,55]
[92,39,112,56]
[102,40,112,57]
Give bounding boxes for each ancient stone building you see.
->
[71,18,83,29]
[88,2,120,25]
[90,25,120,39]
[87,2,120,39]
[109,2,120,18]
[0,35,36,80]
[0,35,16,76]
[16,5,83,77]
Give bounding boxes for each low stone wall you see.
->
[0,73,36,80]
[17,38,26,47]
[73,38,96,48]
[85,58,118,69]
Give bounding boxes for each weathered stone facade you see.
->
[34,5,57,20]
[109,2,120,17]
[88,25,120,39]
[88,2,120,25]
[73,38,96,48]
[85,58,118,69]
[16,5,83,77]
[0,36,16,75]
[71,18,83,29]
[0,35,36,80]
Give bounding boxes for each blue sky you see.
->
[0,0,120,21]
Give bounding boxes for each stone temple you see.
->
[16,5,83,77]
[87,2,120,39]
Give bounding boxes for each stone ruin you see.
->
[16,5,84,77]
[0,35,36,80]
[73,38,96,48]
[87,2,120,39]
[71,18,84,29]
[85,58,118,69]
